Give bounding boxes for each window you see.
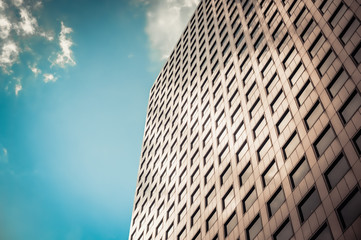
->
[191,185,200,203]
[206,185,216,206]
[166,223,174,238]
[353,129,361,155]
[313,124,336,158]
[178,226,187,240]
[257,136,271,161]
[267,187,285,217]
[205,165,214,184]
[352,42,361,65]
[337,187,361,230]
[243,186,257,213]
[327,67,349,98]
[273,218,293,240]
[271,90,284,113]
[298,186,321,222]
[317,49,336,76]
[262,160,278,187]
[178,205,186,223]
[246,214,263,240]
[301,18,316,42]
[290,156,310,188]
[304,100,323,129]
[224,211,238,237]
[339,16,359,44]
[338,90,361,124]
[308,33,325,58]
[206,208,217,231]
[328,2,347,28]
[192,230,201,240]
[324,152,350,190]
[249,97,261,119]
[191,206,200,225]
[276,109,292,134]
[309,222,333,240]
[296,79,313,106]
[239,161,252,186]
[289,62,304,86]
[253,115,266,138]
[282,131,300,159]
[282,46,296,69]
[222,186,235,209]
[221,164,232,185]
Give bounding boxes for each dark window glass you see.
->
[224,211,238,237]
[314,124,336,158]
[282,131,300,159]
[246,214,263,240]
[267,187,286,217]
[353,129,361,155]
[327,67,349,98]
[262,160,278,187]
[304,100,323,129]
[339,16,360,44]
[317,49,336,76]
[205,185,216,206]
[352,42,361,64]
[296,79,313,106]
[324,152,350,190]
[243,186,257,213]
[337,187,361,229]
[338,90,361,124]
[276,109,292,134]
[191,207,200,225]
[222,186,235,209]
[206,208,218,231]
[239,161,252,186]
[221,164,232,185]
[310,222,333,240]
[298,187,321,222]
[290,156,310,188]
[273,218,293,240]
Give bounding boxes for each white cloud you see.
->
[16,8,38,35]
[0,41,19,72]
[12,0,23,7]
[139,0,200,60]
[53,21,75,68]
[43,73,57,83]
[15,82,22,95]
[29,64,41,76]
[0,16,12,39]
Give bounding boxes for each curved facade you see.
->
[130,0,361,239]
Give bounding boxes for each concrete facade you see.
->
[130,0,361,239]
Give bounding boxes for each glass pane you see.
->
[247,215,262,240]
[305,101,323,129]
[244,187,257,212]
[225,212,238,236]
[291,157,310,188]
[325,154,350,189]
[314,125,335,157]
[263,160,278,186]
[240,162,252,186]
[310,223,333,240]
[299,187,321,222]
[338,188,361,229]
[274,218,293,240]
[268,188,286,216]
[340,91,361,123]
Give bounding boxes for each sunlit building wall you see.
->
[129,0,361,239]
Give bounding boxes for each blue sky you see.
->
[0,0,198,239]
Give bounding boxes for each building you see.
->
[129,0,361,239]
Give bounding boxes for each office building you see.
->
[130,0,361,239]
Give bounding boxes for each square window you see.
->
[257,136,271,161]
[276,109,292,134]
[282,131,300,159]
[221,164,232,185]
[222,186,235,209]
[239,161,252,186]
[224,211,238,237]
[313,124,336,158]
[246,214,263,240]
[352,129,361,155]
[304,100,324,130]
[243,186,257,213]
[273,218,293,240]
[262,159,278,187]
[338,90,361,124]
[206,208,218,231]
[324,152,350,190]
[206,185,216,206]
[337,187,361,230]
[290,156,310,189]
[267,187,286,217]
[309,222,333,240]
[298,186,321,222]
[327,67,348,98]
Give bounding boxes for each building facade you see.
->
[129,0,361,239]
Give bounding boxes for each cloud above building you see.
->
[137,0,200,61]
[0,0,76,95]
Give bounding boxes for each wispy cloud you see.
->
[43,73,57,83]
[136,0,200,61]
[52,22,75,68]
[0,0,75,95]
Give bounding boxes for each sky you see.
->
[0,0,199,239]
